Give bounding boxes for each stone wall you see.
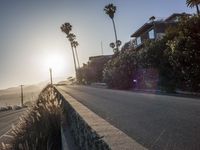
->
[53,85,147,150]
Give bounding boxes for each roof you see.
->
[130,21,168,37]
[131,13,191,38]
[165,13,191,22]
[89,55,112,61]
[131,23,153,37]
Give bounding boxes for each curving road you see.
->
[58,85,200,150]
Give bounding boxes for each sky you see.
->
[0,0,195,89]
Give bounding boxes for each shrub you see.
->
[103,51,138,89]
[167,15,200,92]
[77,56,111,84]
[2,86,62,150]
[140,39,177,92]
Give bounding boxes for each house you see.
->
[130,13,190,51]
[79,55,112,83]
[130,13,190,89]
[89,55,112,62]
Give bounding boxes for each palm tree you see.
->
[67,33,76,43]
[61,23,72,35]
[72,41,80,68]
[67,33,77,72]
[186,0,200,16]
[104,3,119,52]
[61,23,77,74]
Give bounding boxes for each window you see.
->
[136,37,141,45]
[148,29,155,39]
[174,16,179,22]
[156,33,165,40]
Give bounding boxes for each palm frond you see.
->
[60,22,72,35]
[72,41,79,48]
[67,33,76,42]
[104,3,116,19]
[186,0,200,7]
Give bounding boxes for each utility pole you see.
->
[49,68,53,85]
[20,85,24,107]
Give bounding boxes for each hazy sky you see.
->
[0,0,195,89]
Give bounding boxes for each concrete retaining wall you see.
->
[53,86,147,150]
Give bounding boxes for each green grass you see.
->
[2,86,62,150]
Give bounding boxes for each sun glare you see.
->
[43,52,68,77]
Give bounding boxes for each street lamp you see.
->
[49,68,53,85]
[109,40,122,53]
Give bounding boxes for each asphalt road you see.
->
[0,109,26,138]
[59,85,200,150]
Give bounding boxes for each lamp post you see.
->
[109,40,122,53]
[49,68,53,85]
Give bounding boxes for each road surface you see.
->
[0,109,26,138]
[58,85,200,150]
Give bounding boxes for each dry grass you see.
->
[2,86,62,150]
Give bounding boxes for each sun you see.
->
[43,52,68,77]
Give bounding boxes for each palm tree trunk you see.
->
[196,4,200,16]
[112,18,118,52]
[70,44,77,76]
[74,47,80,68]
